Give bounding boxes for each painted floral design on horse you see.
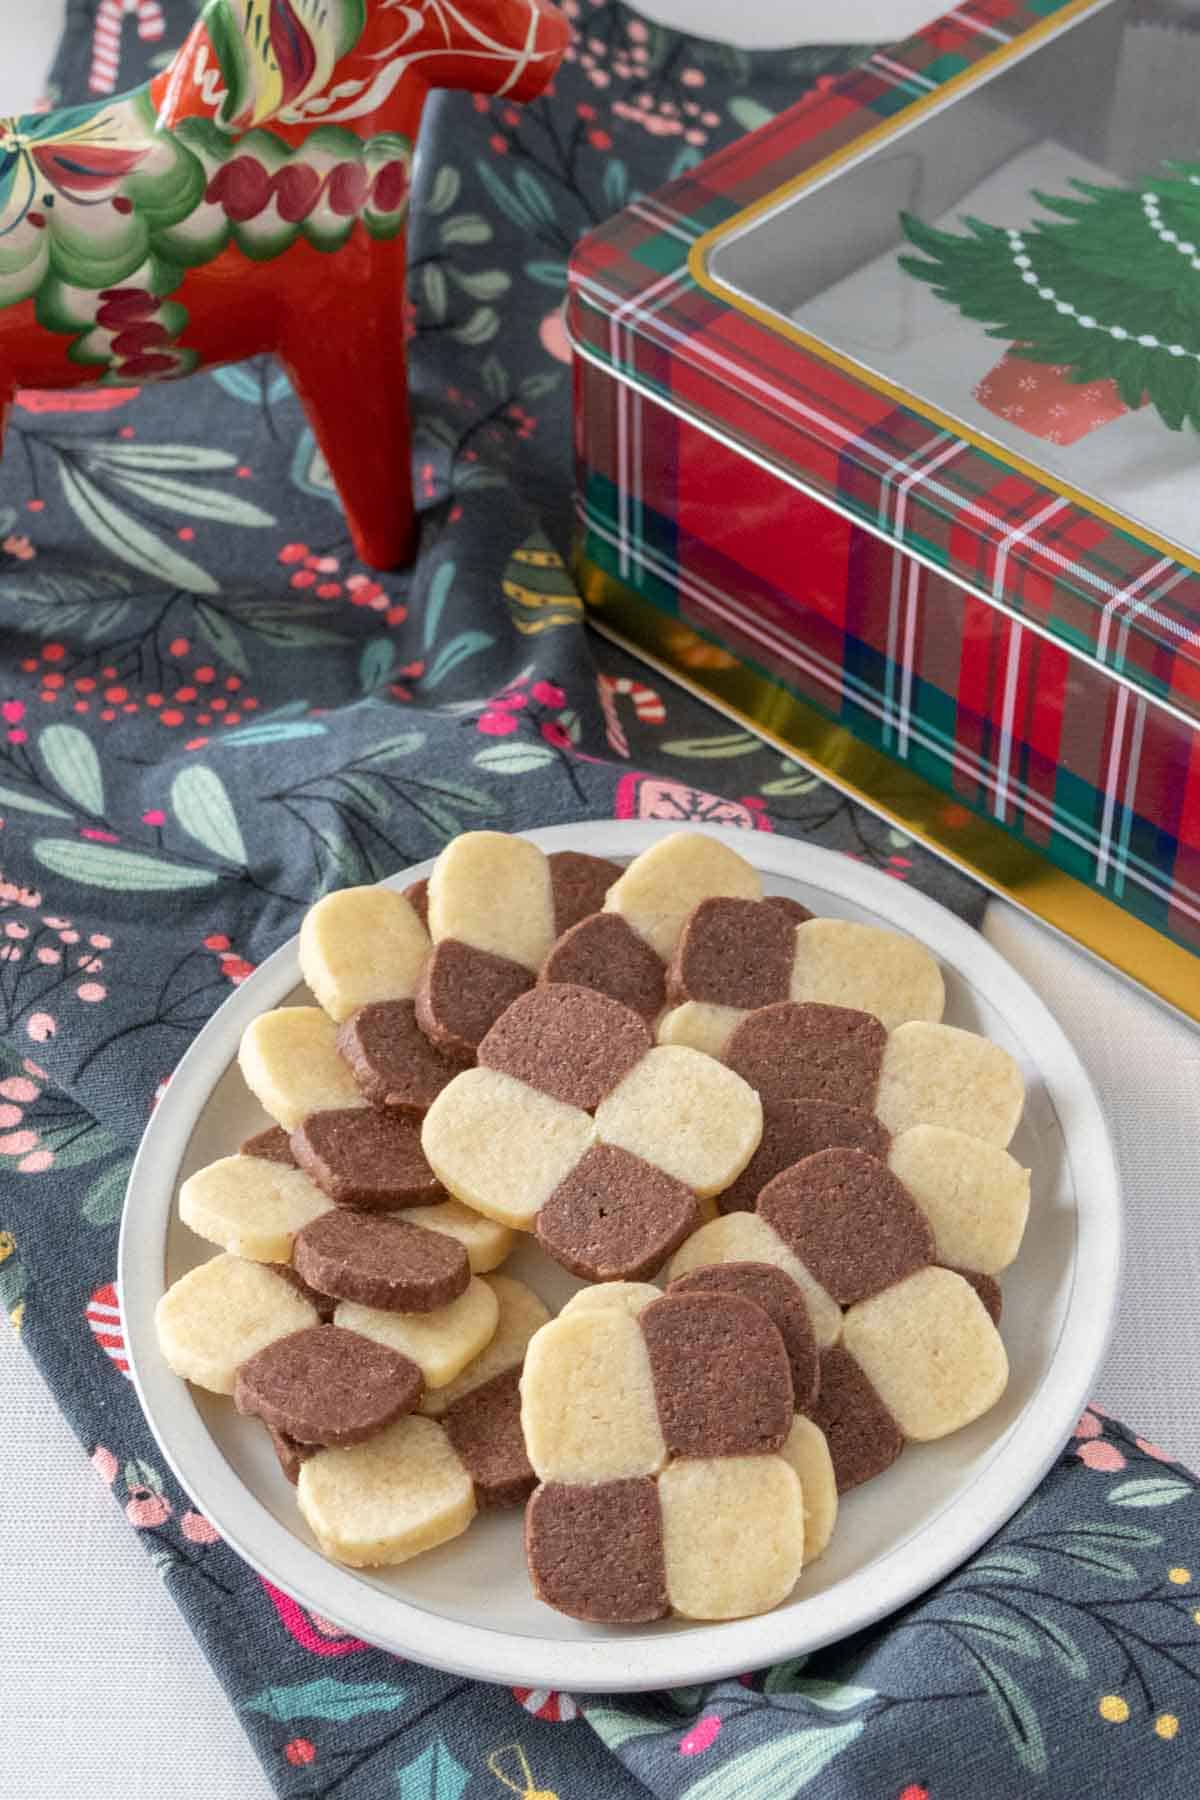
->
[0,0,571,567]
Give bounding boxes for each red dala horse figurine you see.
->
[0,0,570,567]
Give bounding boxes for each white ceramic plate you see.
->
[120,821,1121,1692]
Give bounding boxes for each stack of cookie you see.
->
[155,828,1029,1621]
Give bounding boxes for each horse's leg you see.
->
[281,236,416,571]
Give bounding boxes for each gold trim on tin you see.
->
[577,553,1199,1027]
[687,0,1200,577]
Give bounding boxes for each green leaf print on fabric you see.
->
[394,1740,470,1800]
[360,638,396,691]
[974,1659,1046,1774]
[32,841,220,892]
[38,725,105,816]
[584,1706,667,1750]
[243,1677,405,1723]
[423,631,495,687]
[473,743,557,773]
[171,767,247,865]
[681,1724,865,1800]
[663,733,760,760]
[0,783,72,819]
[81,1157,134,1226]
[58,463,219,594]
[1024,1610,1089,1679]
[1107,1477,1195,1507]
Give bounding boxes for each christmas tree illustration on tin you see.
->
[899,161,1200,445]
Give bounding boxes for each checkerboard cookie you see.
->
[538,832,763,1022]
[666,1142,1012,1491]
[258,1274,551,1520]
[658,903,944,1053]
[239,1005,444,1210]
[520,1288,805,1621]
[421,983,762,1276]
[722,1003,1025,1146]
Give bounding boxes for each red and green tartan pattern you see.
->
[575,356,1200,959]
[567,0,1200,728]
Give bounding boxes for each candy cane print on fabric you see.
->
[597,674,666,757]
[89,0,167,95]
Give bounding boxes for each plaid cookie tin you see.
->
[568,0,1200,1023]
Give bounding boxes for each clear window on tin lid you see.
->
[704,0,1200,557]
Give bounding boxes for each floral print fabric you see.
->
[2,5,1197,1797]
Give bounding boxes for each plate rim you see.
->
[120,821,1122,1692]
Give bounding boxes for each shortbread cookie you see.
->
[416,834,560,1056]
[525,1478,669,1623]
[663,902,942,1034]
[292,1210,470,1313]
[667,1263,819,1415]
[234,1324,423,1446]
[724,1005,1024,1148]
[299,885,430,1023]
[180,1155,333,1263]
[875,1022,1024,1146]
[717,1097,890,1215]
[658,1454,804,1621]
[400,1199,514,1275]
[427,831,556,974]
[420,1274,551,1418]
[297,1413,476,1567]
[951,1267,1003,1324]
[640,1291,793,1457]
[336,999,465,1113]
[604,833,763,961]
[421,1068,598,1232]
[443,1367,534,1508]
[240,1125,297,1165]
[887,1126,1030,1274]
[270,1260,338,1322]
[478,984,652,1113]
[789,920,944,1030]
[765,896,814,925]
[521,1307,667,1483]
[810,1345,905,1492]
[665,1211,842,1350]
[155,1255,319,1394]
[521,1286,807,1624]
[667,896,796,1011]
[240,1007,368,1132]
[425,989,761,1270]
[415,941,534,1061]
[540,911,667,1022]
[593,1045,762,1198]
[842,1266,1009,1440]
[335,1275,500,1389]
[656,1001,746,1060]
[780,1416,838,1561]
[548,851,623,932]
[557,1281,661,1319]
[725,1003,887,1110]
[529,1463,805,1626]
[403,877,429,926]
[757,1147,935,1307]
[290,1106,443,1210]
[267,1424,315,1485]
[535,1144,699,1283]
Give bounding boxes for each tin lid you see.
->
[568,0,1200,732]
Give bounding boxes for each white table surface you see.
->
[3,5,1199,1799]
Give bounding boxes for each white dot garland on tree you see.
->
[1139,192,1200,269]
[1005,229,1197,362]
